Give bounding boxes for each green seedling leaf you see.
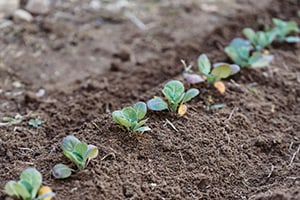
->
[249,52,274,68]
[182,88,199,103]
[74,143,88,157]
[211,64,232,80]
[113,101,151,133]
[225,39,253,68]
[135,126,151,132]
[147,97,168,111]
[149,80,198,113]
[133,101,147,120]
[18,180,32,194]
[162,80,185,104]
[11,182,31,200]
[213,63,240,75]
[225,46,242,66]
[210,104,225,109]
[122,107,138,122]
[197,54,211,75]
[63,150,84,169]
[4,181,19,197]
[229,38,252,50]
[62,135,80,152]
[133,119,148,131]
[20,168,42,198]
[52,164,73,179]
[243,28,256,42]
[28,118,42,128]
[229,64,240,75]
[285,36,300,43]
[86,145,99,160]
[112,111,132,129]
[184,73,205,84]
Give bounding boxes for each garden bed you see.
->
[0,0,299,199]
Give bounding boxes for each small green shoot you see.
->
[4,168,55,200]
[147,80,199,116]
[28,118,42,128]
[206,104,225,112]
[184,54,240,94]
[52,136,98,179]
[271,18,300,43]
[225,38,274,68]
[112,101,151,132]
[243,28,276,50]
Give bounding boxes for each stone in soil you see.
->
[25,0,50,15]
[0,0,20,18]
[13,9,33,23]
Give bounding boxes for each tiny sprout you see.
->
[184,54,240,94]
[225,38,274,68]
[28,118,42,128]
[147,80,199,116]
[206,104,225,112]
[52,136,98,179]
[4,168,55,200]
[112,101,151,132]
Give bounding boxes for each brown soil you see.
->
[1,0,300,199]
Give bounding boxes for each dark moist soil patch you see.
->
[1,0,300,200]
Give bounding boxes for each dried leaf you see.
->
[214,81,226,94]
[178,104,187,117]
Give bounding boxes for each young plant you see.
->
[52,135,98,179]
[270,18,300,43]
[242,28,276,50]
[184,54,240,94]
[28,118,42,128]
[4,168,55,200]
[225,38,274,68]
[112,101,150,132]
[147,80,199,116]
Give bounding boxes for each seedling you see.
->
[52,136,98,179]
[270,18,300,43]
[204,96,225,112]
[4,168,55,200]
[147,80,199,116]
[184,54,240,94]
[112,101,150,132]
[28,118,42,128]
[225,38,274,68]
[242,28,276,50]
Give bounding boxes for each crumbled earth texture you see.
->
[1,0,300,199]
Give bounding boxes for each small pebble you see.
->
[13,9,33,23]
[26,0,50,15]
[0,0,20,17]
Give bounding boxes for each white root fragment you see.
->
[289,145,300,166]
[267,164,274,178]
[164,119,178,132]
